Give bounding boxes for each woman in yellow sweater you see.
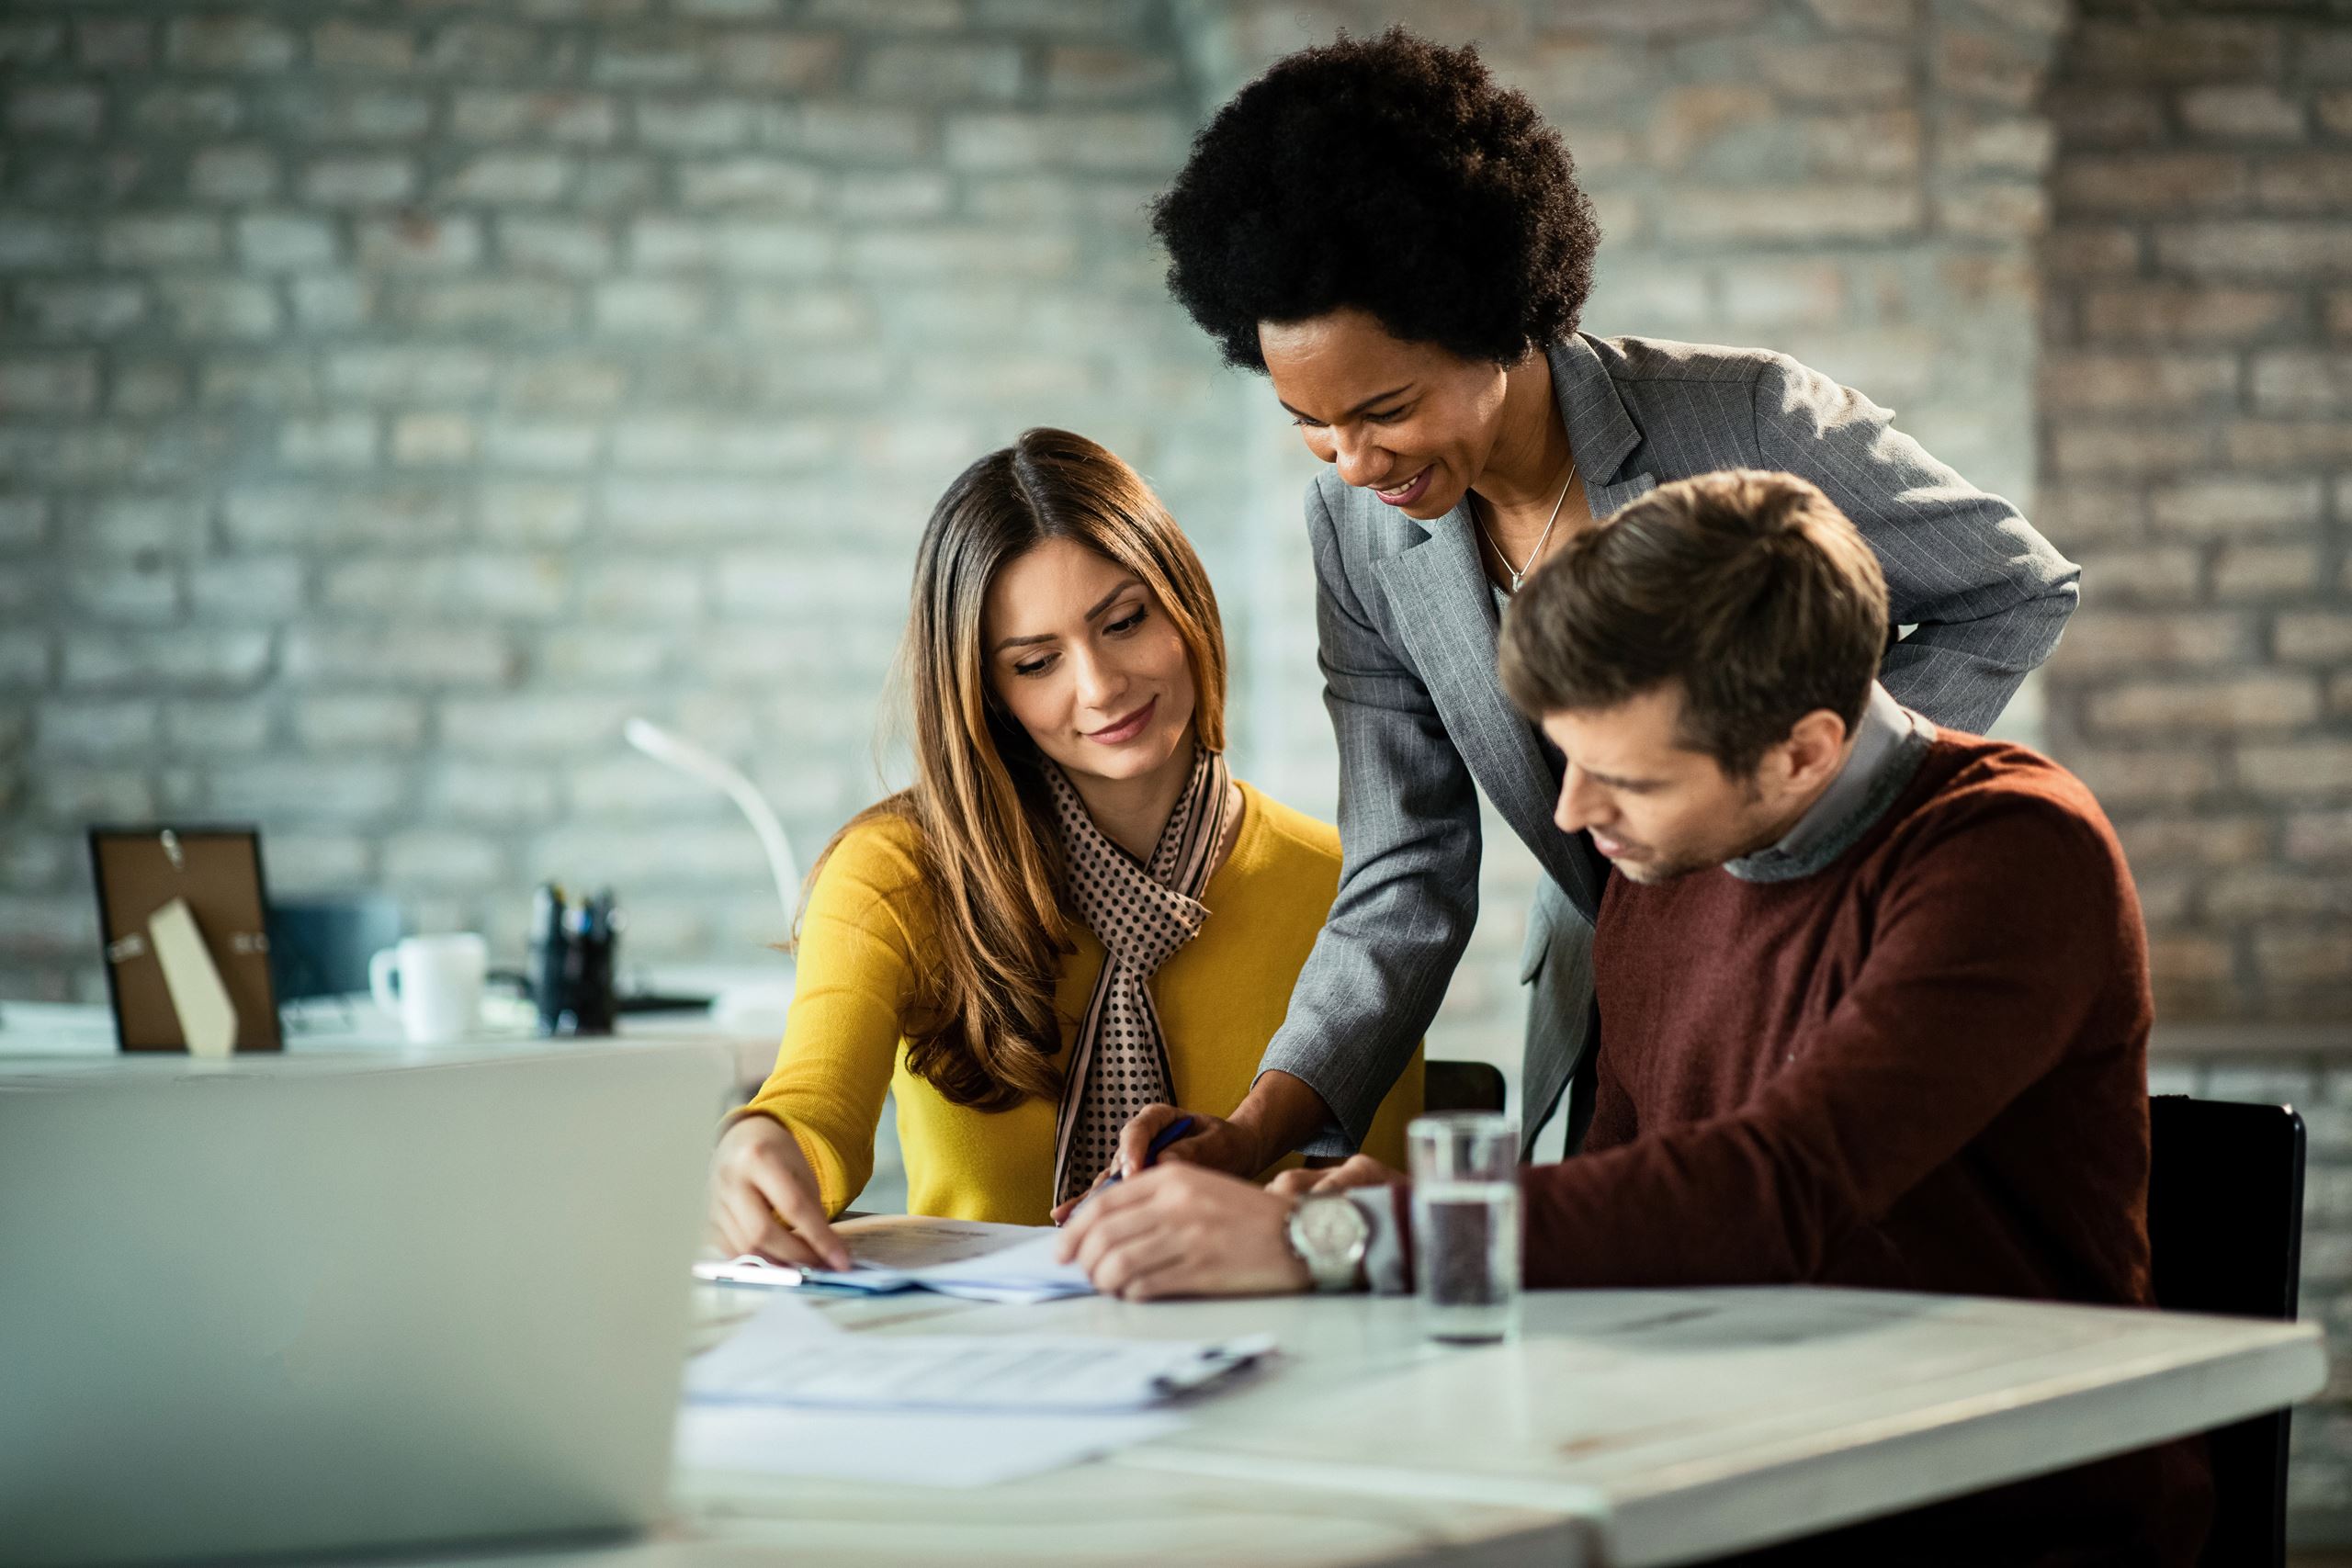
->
[709,428,1421,1269]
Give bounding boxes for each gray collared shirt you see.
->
[1723,683,1937,885]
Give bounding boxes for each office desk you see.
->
[434,1282,2323,1568]
[0,998,781,1088]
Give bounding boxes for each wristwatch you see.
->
[1285,1191,1371,1292]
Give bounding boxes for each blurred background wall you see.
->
[0,0,2347,1535]
[0,0,2062,1027]
[2035,0,2352,1537]
[2041,1,2352,1029]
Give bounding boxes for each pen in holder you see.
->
[529,884,619,1036]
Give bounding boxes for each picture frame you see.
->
[88,825,283,1055]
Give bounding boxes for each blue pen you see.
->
[1102,1115,1197,1190]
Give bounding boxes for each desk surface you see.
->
[12,1000,2321,1564]
[0,997,781,1085]
[431,1282,2324,1568]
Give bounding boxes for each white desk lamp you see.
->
[621,717,800,1035]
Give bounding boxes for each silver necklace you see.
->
[1476,456,1578,593]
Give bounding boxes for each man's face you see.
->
[1539,685,1804,885]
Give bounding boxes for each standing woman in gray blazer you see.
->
[1098,28,2080,1180]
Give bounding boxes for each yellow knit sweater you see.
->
[737,780,1422,1225]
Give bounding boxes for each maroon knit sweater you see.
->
[1529,733,2212,1565]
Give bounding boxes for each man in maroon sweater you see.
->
[1059,469,2208,1563]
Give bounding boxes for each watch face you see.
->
[1297,1195,1368,1255]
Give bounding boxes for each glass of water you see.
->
[1408,1111,1520,1344]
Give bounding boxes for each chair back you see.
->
[1424,1059,1507,1115]
[2145,1094,2306,1568]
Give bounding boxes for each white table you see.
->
[8,1001,2320,1563]
[0,997,782,1087]
[432,1281,2323,1568]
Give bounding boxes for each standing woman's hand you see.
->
[1048,1102,1266,1224]
[710,1114,852,1271]
[1115,1101,1268,1178]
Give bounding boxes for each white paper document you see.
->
[676,1283,1263,1489]
[686,1296,1276,1414]
[692,1331,1275,1413]
[675,1402,1183,1489]
[693,1214,1092,1303]
[690,1293,842,1388]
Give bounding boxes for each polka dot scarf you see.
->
[1044,745,1232,1209]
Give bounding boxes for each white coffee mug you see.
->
[368,933,488,1045]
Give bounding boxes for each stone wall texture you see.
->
[2041,0,2352,1030]
[0,0,1242,989]
[2,0,2347,1540]
[2038,0,2352,1540]
[0,0,2064,1057]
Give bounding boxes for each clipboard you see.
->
[88,825,282,1055]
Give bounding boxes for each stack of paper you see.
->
[673,1293,1274,1490]
[688,1294,1274,1415]
[675,1403,1184,1489]
[694,1214,1091,1303]
[692,1330,1277,1413]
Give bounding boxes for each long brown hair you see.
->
[814,428,1228,1111]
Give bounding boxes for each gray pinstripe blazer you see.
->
[1259,333,2081,1157]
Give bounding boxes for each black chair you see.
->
[2145,1094,2308,1568]
[1424,1058,1507,1114]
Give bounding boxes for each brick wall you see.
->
[0,0,1243,991]
[2040,1,2352,1541]
[2040,1,2352,1028]
[0,0,2066,1078]
[7,0,2352,1539]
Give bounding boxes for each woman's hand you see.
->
[709,1114,851,1271]
[1267,1154,1400,1199]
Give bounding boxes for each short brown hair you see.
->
[1498,469,1889,776]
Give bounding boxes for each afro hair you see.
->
[1151,28,1603,372]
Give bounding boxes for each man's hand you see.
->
[1053,1164,1312,1301]
[1267,1154,1401,1199]
[709,1113,851,1271]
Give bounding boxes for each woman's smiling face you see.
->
[981,536,1198,788]
[1260,306,1512,521]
